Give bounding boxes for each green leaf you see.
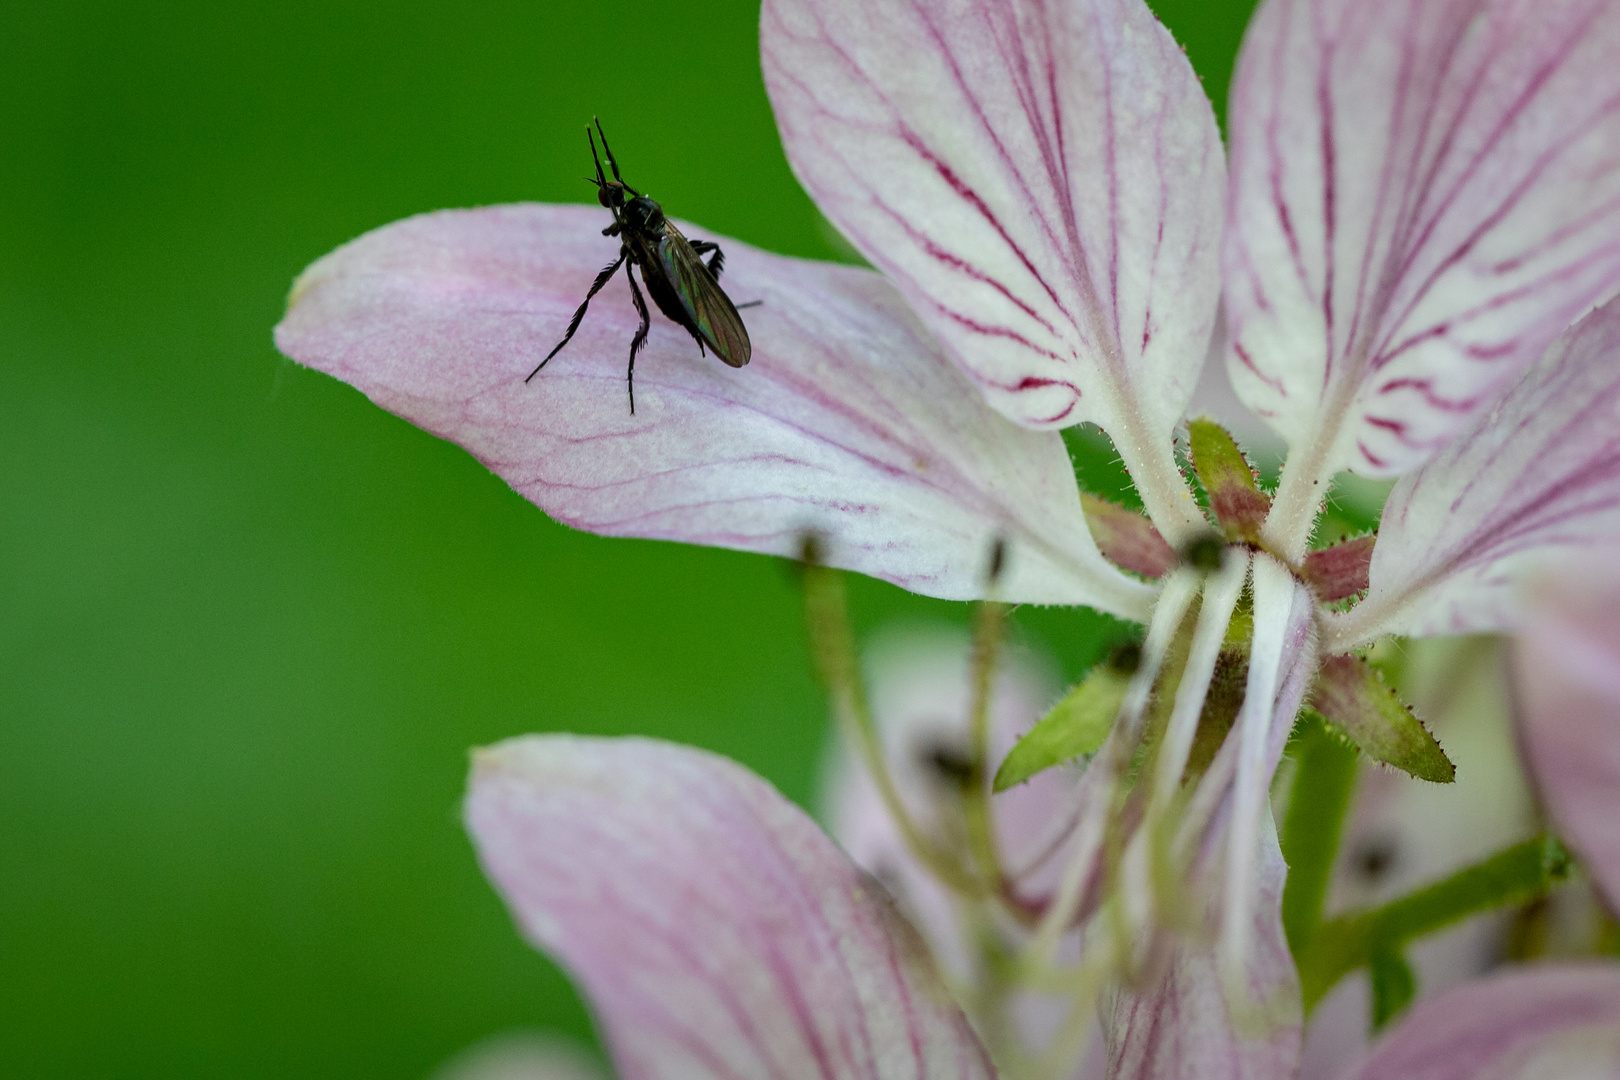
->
[993,647,1136,792]
[1188,418,1269,542]
[1309,654,1455,782]
[1369,947,1417,1031]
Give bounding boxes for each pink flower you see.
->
[275,0,1620,1073]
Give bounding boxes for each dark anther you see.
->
[917,737,978,788]
[1181,533,1227,573]
[799,531,825,567]
[986,536,1008,585]
[1355,836,1399,882]
[1107,641,1143,676]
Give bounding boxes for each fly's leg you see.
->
[624,260,652,415]
[689,239,725,280]
[529,248,628,381]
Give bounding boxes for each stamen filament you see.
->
[1220,555,1312,993]
[1122,551,1250,940]
[1028,571,1200,964]
[801,558,982,894]
[963,593,1010,890]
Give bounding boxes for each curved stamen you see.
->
[1028,569,1200,965]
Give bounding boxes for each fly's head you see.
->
[596,178,628,212]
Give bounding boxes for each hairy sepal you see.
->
[1310,654,1454,783]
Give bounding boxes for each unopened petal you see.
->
[1336,965,1620,1080]
[1225,0,1620,477]
[1331,297,1620,646]
[1512,566,1620,911]
[761,0,1226,445]
[465,734,996,1080]
[275,204,1151,612]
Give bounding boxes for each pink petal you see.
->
[761,0,1226,443]
[1336,964,1620,1080]
[1225,0,1620,477]
[1512,566,1620,911]
[465,734,996,1080]
[276,204,1152,613]
[1103,821,1301,1080]
[1332,297,1620,645]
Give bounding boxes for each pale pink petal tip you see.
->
[276,203,1150,615]
[762,0,1226,441]
[1225,0,1620,476]
[1338,965,1620,1080]
[464,734,995,1080]
[1513,564,1620,912]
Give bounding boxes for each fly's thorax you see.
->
[622,196,665,233]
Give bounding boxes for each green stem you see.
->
[1300,835,1572,1011]
[1280,712,1360,961]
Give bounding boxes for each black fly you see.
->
[528,118,752,413]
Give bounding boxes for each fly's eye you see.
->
[597,187,613,209]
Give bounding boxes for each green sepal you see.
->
[1309,653,1455,783]
[993,646,1136,792]
[1188,418,1270,542]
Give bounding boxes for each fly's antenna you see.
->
[592,116,639,196]
[587,126,608,191]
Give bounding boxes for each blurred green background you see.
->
[0,2,1256,1076]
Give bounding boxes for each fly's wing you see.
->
[656,224,751,367]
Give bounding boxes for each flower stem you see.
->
[1279,712,1360,960]
[801,558,983,895]
[1298,834,1573,1011]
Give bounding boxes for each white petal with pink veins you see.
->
[1225,0,1620,477]
[276,204,1152,614]
[761,0,1226,457]
[1332,297,1620,646]
[1512,565,1620,911]
[466,735,997,1080]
